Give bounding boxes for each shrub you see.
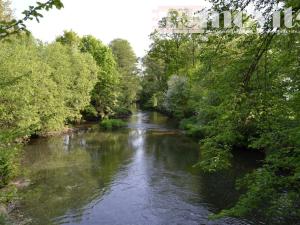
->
[164,75,190,118]
[180,117,205,138]
[82,105,99,121]
[0,146,19,188]
[100,119,127,130]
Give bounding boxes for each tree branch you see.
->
[0,0,64,40]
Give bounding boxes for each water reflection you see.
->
[19,111,262,225]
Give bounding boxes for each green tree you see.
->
[0,35,98,187]
[140,9,200,110]
[141,5,300,224]
[109,39,139,110]
[80,35,120,118]
[56,30,81,48]
[164,75,191,118]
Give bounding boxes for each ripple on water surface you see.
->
[19,111,263,225]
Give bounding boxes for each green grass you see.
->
[100,119,127,130]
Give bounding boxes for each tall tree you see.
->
[109,39,136,75]
[140,5,300,224]
[56,30,81,48]
[0,34,98,187]
[109,39,139,109]
[80,35,120,118]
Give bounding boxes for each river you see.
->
[18,110,263,225]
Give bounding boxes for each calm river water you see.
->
[19,110,263,225]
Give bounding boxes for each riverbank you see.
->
[0,124,91,224]
[9,110,262,225]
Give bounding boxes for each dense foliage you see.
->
[1,0,299,224]
[109,39,140,110]
[0,29,139,191]
[57,33,140,119]
[0,35,98,187]
[80,35,120,119]
[140,2,300,224]
[0,2,138,195]
[100,119,127,130]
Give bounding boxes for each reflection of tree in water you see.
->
[145,133,199,171]
[20,129,134,225]
[196,150,264,213]
[145,132,261,224]
[19,111,262,225]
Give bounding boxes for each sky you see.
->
[11,0,208,57]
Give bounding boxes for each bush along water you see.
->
[100,119,127,130]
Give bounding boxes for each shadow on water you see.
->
[19,110,264,225]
